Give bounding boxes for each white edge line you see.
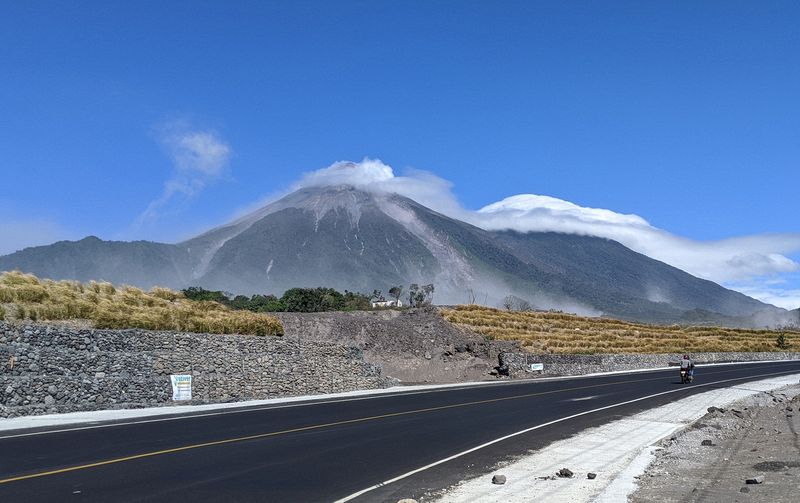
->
[0,359,797,439]
[332,369,800,503]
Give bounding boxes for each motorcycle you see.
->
[680,367,694,384]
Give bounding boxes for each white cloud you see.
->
[728,276,800,311]
[295,158,466,217]
[480,195,650,227]
[297,159,395,187]
[475,195,800,283]
[291,158,800,305]
[138,122,231,225]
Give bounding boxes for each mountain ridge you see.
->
[1,185,795,328]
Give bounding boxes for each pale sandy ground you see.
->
[434,374,800,503]
[630,383,800,502]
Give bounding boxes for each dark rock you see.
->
[752,461,800,471]
[557,468,574,478]
[745,475,765,484]
[587,472,597,479]
[492,474,506,485]
[740,487,749,493]
[701,439,714,446]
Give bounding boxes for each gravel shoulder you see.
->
[630,383,800,502]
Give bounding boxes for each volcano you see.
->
[0,185,789,326]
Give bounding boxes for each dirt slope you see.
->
[273,309,519,383]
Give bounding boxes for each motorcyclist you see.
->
[680,354,695,381]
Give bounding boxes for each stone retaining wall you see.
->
[499,351,800,378]
[0,322,394,418]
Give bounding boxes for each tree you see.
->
[251,294,285,312]
[408,283,434,307]
[422,284,435,305]
[502,294,533,312]
[776,333,789,350]
[342,290,371,310]
[280,288,319,312]
[389,286,403,304]
[181,287,230,305]
[371,289,384,302]
[229,295,252,310]
[408,283,420,307]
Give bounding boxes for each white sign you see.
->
[170,374,192,401]
[529,363,544,372]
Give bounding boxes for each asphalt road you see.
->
[1,360,799,502]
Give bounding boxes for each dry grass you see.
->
[0,271,283,336]
[442,305,799,354]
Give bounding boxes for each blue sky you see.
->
[1,1,799,308]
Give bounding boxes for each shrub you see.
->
[0,286,14,303]
[150,287,180,302]
[182,286,230,303]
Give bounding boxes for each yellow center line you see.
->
[0,366,782,485]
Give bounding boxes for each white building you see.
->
[370,299,403,308]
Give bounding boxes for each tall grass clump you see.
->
[441,305,799,355]
[0,271,283,337]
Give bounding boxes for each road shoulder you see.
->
[434,373,800,503]
[630,382,800,502]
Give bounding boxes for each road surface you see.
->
[1,360,799,502]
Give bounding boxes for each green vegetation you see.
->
[0,271,283,336]
[183,282,439,312]
[442,304,799,354]
[408,283,434,307]
[182,286,373,313]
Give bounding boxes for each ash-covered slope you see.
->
[185,187,441,294]
[0,185,789,326]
